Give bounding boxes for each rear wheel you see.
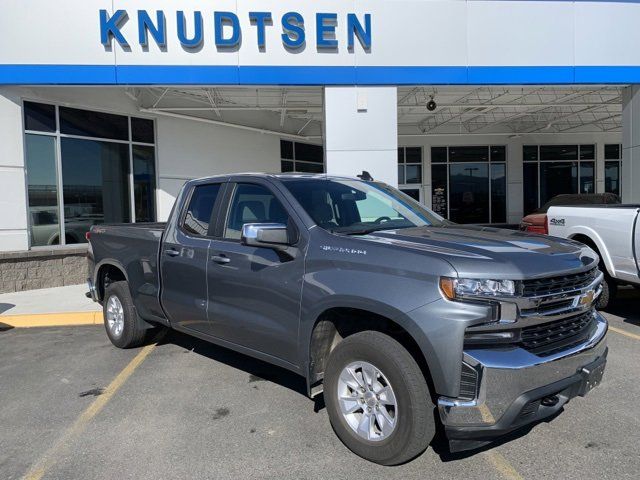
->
[324,331,435,465]
[103,281,148,348]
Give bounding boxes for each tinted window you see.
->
[281,160,294,172]
[579,144,595,160]
[448,163,489,224]
[131,117,155,143]
[540,145,578,161]
[431,147,447,163]
[405,164,422,184]
[405,147,422,163]
[605,161,620,195]
[225,184,289,240]
[523,162,538,215]
[60,107,129,141]
[295,162,324,173]
[61,138,130,243]
[133,145,156,222]
[183,184,221,236]
[24,102,56,133]
[25,134,60,246]
[294,142,323,163]
[579,161,595,194]
[523,145,538,161]
[539,162,578,205]
[449,146,489,162]
[397,148,404,163]
[491,163,507,223]
[490,146,506,162]
[280,140,293,160]
[604,144,621,160]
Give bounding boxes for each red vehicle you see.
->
[520,193,621,234]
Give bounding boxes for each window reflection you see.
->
[25,134,60,246]
[449,163,490,224]
[61,138,130,243]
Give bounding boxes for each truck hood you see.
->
[360,225,597,279]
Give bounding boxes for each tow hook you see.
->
[541,395,560,407]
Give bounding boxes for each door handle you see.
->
[210,254,231,264]
[165,249,180,257]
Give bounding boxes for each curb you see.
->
[0,311,102,328]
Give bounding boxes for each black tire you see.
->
[324,331,435,465]
[103,281,148,348]
[595,273,616,310]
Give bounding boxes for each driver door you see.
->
[206,180,305,365]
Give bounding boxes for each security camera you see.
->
[427,97,437,111]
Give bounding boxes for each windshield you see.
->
[282,178,446,234]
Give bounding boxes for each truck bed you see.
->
[89,222,167,323]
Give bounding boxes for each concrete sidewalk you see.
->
[0,284,102,328]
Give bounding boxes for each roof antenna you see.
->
[357,171,373,181]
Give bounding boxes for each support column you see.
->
[324,87,398,186]
[0,89,29,252]
[622,85,640,203]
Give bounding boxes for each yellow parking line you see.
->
[609,325,640,341]
[484,451,525,480]
[22,344,156,480]
[477,404,525,479]
[0,311,102,328]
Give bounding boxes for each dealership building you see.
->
[1,0,640,292]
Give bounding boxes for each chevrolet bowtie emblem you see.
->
[579,290,595,307]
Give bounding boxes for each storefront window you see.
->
[522,144,595,214]
[604,144,621,196]
[280,140,324,173]
[25,134,60,246]
[430,146,507,224]
[133,145,157,222]
[398,147,422,184]
[23,101,157,248]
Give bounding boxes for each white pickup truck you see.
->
[548,204,640,308]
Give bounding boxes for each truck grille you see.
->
[521,268,598,297]
[520,311,597,356]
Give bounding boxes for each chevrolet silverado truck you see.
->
[548,204,640,309]
[87,173,608,465]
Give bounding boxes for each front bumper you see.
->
[438,311,608,451]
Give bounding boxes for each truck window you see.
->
[224,184,289,240]
[182,184,222,236]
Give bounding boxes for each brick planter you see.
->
[0,246,88,293]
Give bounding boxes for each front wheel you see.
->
[595,274,617,310]
[324,331,435,465]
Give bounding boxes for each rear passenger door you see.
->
[160,181,225,335]
[206,180,306,365]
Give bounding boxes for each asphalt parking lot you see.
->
[1,289,639,480]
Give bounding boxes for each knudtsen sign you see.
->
[100,10,373,52]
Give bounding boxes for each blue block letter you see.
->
[215,12,241,48]
[100,9,129,48]
[348,14,371,51]
[316,13,338,49]
[249,12,272,49]
[177,11,203,48]
[281,12,305,49]
[138,10,166,48]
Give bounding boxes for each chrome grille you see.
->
[521,268,598,297]
[520,311,597,356]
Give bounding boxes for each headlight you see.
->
[440,277,516,300]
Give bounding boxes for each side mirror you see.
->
[241,223,290,249]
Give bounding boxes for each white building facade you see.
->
[1,0,639,290]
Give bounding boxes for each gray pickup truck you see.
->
[87,173,608,465]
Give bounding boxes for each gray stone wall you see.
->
[0,246,88,294]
